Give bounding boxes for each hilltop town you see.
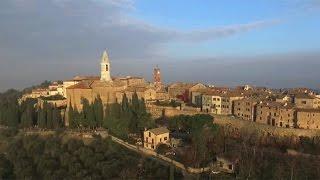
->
[21,50,320,131]
[1,50,320,179]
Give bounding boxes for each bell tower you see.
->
[100,50,112,82]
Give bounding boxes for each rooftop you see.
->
[148,127,170,135]
[296,108,320,113]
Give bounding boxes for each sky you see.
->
[0,0,320,92]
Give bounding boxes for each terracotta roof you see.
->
[294,94,315,99]
[296,108,320,113]
[72,76,100,81]
[168,82,203,89]
[125,86,154,92]
[259,101,294,109]
[202,91,223,96]
[148,127,170,135]
[67,80,94,89]
[222,91,244,97]
[234,97,266,103]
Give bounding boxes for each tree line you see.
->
[0,133,183,179]
[68,92,155,139]
[0,89,63,129]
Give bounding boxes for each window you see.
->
[105,65,109,71]
[228,164,233,170]
[302,101,307,104]
[164,137,168,140]
[146,137,148,142]
[160,138,162,142]
[149,132,151,137]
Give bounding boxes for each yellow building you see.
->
[116,86,157,103]
[256,101,295,128]
[296,109,320,130]
[143,127,170,150]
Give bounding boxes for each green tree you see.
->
[52,106,62,128]
[46,103,54,129]
[20,103,34,128]
[93,96,104,128]
[37,105,47,128]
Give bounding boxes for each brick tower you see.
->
[153,65,162,87]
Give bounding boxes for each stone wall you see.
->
[214,115,320,137]
[147,105,204,118]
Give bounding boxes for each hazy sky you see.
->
[0,0,320,92]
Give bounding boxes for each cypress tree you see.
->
[52,106,61,129]
[38,105,47,129]
[93,96,104,128]
[20,103,34,128]
[7,101,19,127]
[121,93,129,113]
[46,103,54,129]
[132,92,140,113]
[68,103,75,128]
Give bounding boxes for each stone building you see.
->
[114,76,145,87]
[67,80,127,111]
[144,127,170,150]
[116,86,157,103]
[233,98,261,121]
[294,94,320,109]
[256,101,295,128]
[190,89,208,107]
[65,51,145,111]
[221,93,244,115]
[155,88,169,101]
[63,76,100,98]
[65,50,170,126]
[201,90,243,115]
[296,109,320,129]
[276,95,293,104]
[168,82,206,102]
[202,91,223,114]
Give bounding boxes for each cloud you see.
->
[0,0,287,91]
[176,19,282,42]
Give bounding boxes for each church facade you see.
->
[65,50,165,125]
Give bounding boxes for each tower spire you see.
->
[101,50,110,63]
[100,50,112,82]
